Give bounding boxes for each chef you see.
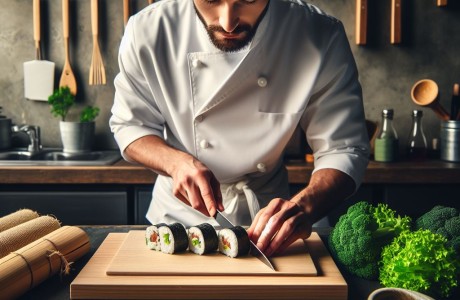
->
[110,0,370,257]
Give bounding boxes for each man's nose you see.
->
[219,4,239,32]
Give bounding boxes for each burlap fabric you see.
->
[0,209,39,233]
[0,215,61,258]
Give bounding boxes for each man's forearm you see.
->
[124,135,192,177]
[291,168,356,224]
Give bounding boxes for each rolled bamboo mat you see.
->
[0,226,90,300]
[0,215,61,259]
[0,209,39,233]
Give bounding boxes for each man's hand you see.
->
[247,198,312,257]
[124,135,224,217]
[170,156,224,217]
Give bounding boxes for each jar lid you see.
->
[442,120,460,129]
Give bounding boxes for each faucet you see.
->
[12,125,42,153]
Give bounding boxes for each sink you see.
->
[0,148,122,166]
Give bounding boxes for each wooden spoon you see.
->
[355,0,367,45]
[411,79,449,121]
[59,0,77,95]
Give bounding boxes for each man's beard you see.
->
[194,4,268,52]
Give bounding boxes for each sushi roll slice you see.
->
[188,223,218,255]
[145,223,166,250]
[218,226,250,258]
[158,223,188,254]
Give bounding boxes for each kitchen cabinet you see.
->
[0,185,129,225]
[134,185,154,225]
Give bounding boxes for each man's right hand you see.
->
[170,155,224,217]
[124,135,224,217]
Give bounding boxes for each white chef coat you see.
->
[110,0,370,227]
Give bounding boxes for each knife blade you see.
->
[215,211,276,271]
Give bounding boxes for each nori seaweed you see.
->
[195,223,218,254]
[231,226,250,256]
[168,222,188,253]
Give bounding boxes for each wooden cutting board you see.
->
[106,230,317,276]
[71,232,347,299]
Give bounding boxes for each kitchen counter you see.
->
[1,159,460,184]
[15,226,381,300]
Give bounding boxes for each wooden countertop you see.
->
[1,159,459,185]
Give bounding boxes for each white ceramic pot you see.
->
[59,121,95,153]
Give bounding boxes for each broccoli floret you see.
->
[379,229,460,299]
[329,201,411,280]
[415,205,460,254]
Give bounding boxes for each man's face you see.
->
[193,0,270,52]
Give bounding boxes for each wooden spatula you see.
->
[391,0,402,44]
[355,0,367,45]
[59,0,77,95]
[123,0,130,28]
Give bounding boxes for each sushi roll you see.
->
[188,223,218,255]
[145,223,166,251]
[158,223,188,254]
[218,226,250,258]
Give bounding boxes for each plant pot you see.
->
[59,121,95,153]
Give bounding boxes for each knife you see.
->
[215,211,276,271]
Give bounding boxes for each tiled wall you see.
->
[0,0,459,151]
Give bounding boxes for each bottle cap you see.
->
[412,110,423,117]
[382,109,394,118]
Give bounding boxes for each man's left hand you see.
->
[247,198,312,257]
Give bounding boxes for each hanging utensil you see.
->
[391,0,402,44]
[23,0,55,101]
[59,0,77,95]
[411,79,450,121]
[437,0,447,6]
[89,0,106,85]
[355,0,367,45]
[123,0,131,28]
[148,0,154,4]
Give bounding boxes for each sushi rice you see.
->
[218,226,250,258]
[145,223,166,250]
[188,223,218,255]
[158,223,188,254]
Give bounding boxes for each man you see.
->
[110,0,370,257]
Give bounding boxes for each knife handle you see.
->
[391,0,402,44]
[355,0,367,45]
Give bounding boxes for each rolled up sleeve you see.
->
[301,21,370,189]
[110,17,165,162]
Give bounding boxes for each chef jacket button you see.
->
[257,77,268,88]
[200,140,209,149]
[256,163,266,173]
[192,59,202,68]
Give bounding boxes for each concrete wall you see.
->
[0,0,459,151]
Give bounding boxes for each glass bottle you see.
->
[407,110,428,161]
[374,109,399,162]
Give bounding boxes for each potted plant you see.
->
[48,87,100,153]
